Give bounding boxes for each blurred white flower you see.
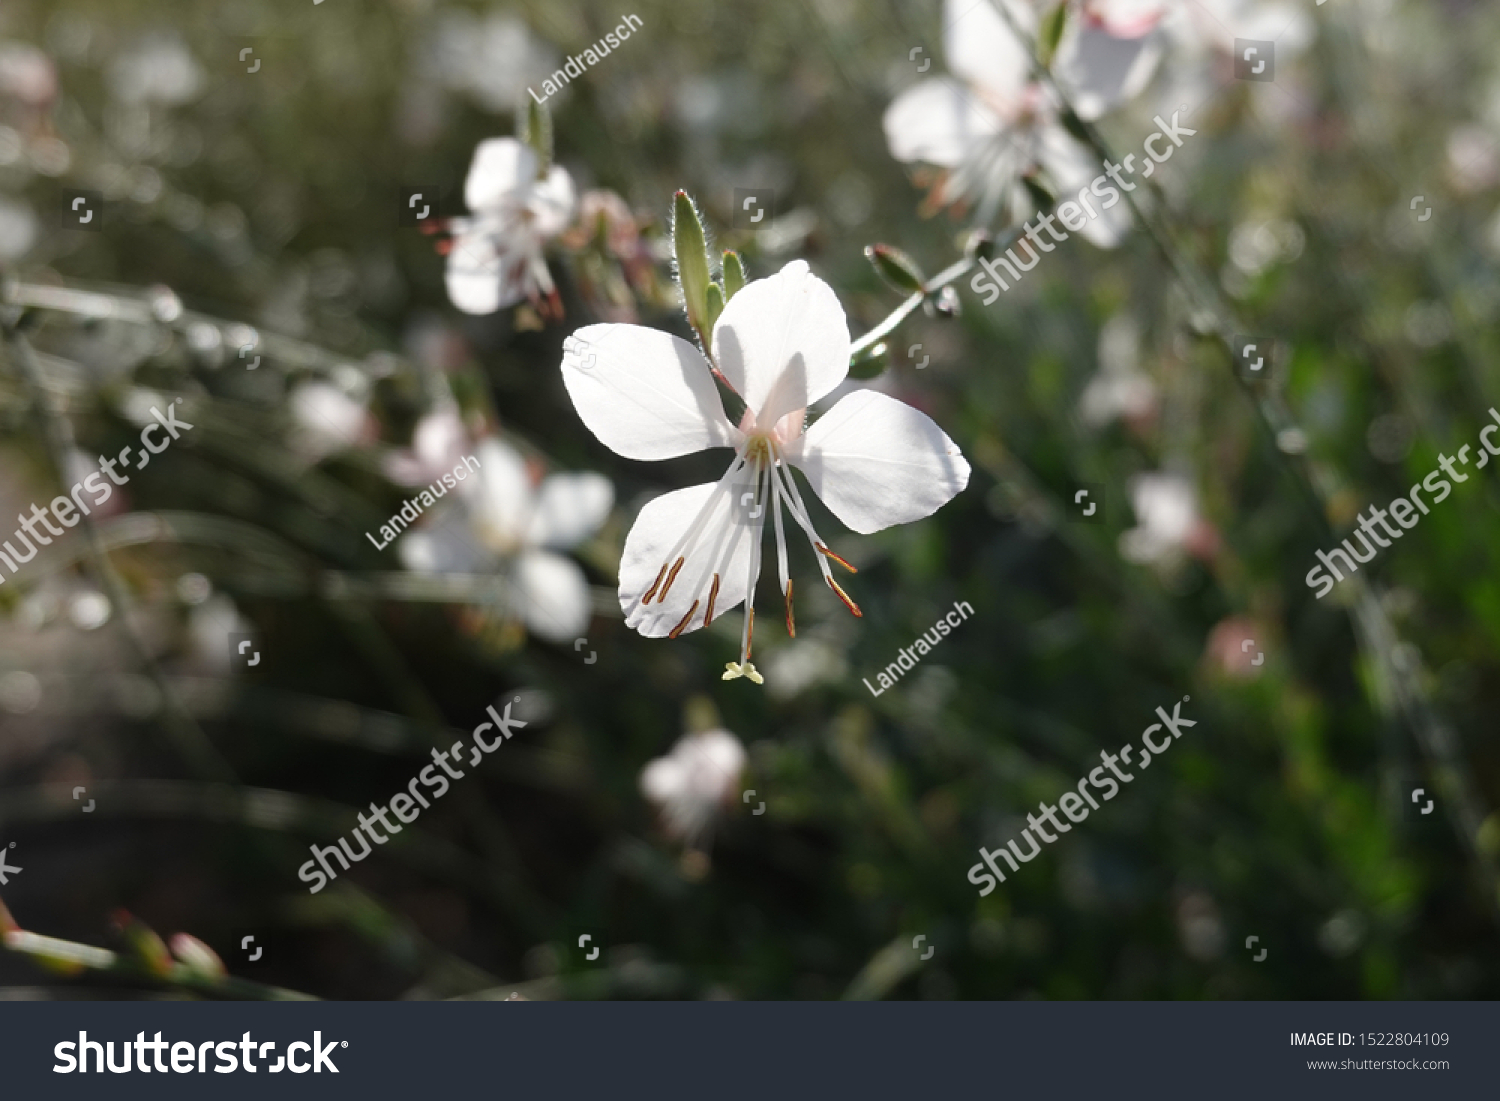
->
[1119,471,1218,564]
[1057,0,1167,119]
[398,436,613,644]
[107,31,203,106]
[0,41,57,106]
[562,260,969,686]
[1077,0,1169,37]
[764,637,849,700]
[1446,124,1500,195]
[382,404,471,488]
[288,381,373,463]
[0,196,37,261]
[188,593,253,674]
[445,138,576,316]
[882,0,1145,243]
[1163,0,1313,56]
[1078,313,1156,427]
[640,727,747,843]
[424,12,559,113]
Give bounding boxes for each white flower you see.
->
[398,436,613,644]
[1163,0,1313,57]
[288,381,371,463]
[640,728,747,843]
[882,0,1151,243]
[446,138,576,316]
[1077,0,1170,38]
[0,41,57,106]
[0,196,37,261]
[1078,313,1156,427]
[561,259,970,685]
[107,31,203,106]
[382,404,470,487]
[424,12,559,113]
[1119,471,1217,564]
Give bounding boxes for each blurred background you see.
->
[1,0,1498,1000]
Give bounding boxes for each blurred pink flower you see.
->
[1204,615,1268,680]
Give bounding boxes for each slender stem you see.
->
[0,898,313,1000]
[849,240,1020,363]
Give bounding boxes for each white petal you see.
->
[641,755,687,801]
[883,79,1002,168]
[943,0,1034,104]
[687,728,747,798]
[1077,195,1131,248]
[527,471,614,549]
[398,519,489,574]
[1086,0,1168,37]
[619,482,754,638]
[528,164,577,237]
[789,390,969,535]
[711,260,850,430]
[1054,23,1161,120]
[1035,124,1132,249]
[467,437,533,546]
[515,550,591,643]
[561,323,736,461]
[1239,4,1313,51]
[464,137,535,212]
[383,406,469,486]
[445,225,522,315]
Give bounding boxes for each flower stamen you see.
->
[643,562,668,604]
[826,575,863,618]
[669,600,700,638]
[784,579,795,637]
[657,555,686,602]
[815,543,858,573]
[704,573,720,626]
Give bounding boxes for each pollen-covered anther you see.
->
[704,573,721,626]
[784,580,795,637]
[816,542,858,573]
[668,600,700,639]
[657,556,686,602]
[642,562,668,604]
[826,575,863,618]
[722,661,764,684]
